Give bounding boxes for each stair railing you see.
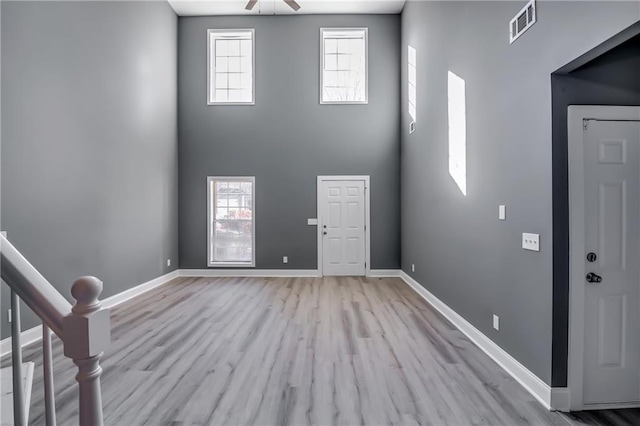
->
[1,234,110,425]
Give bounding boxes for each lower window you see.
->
[207,176,255,267]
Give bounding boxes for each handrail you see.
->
[1,233,110,425]
[0,234,72,338]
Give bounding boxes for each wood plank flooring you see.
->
[3,276,640,425]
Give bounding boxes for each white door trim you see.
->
[567,105,640,411]
[317,176,371,277]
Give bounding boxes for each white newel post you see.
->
[63,277,111,426]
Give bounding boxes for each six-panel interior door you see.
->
[583,119,640,406]
[320,180,366,276]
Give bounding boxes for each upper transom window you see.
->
[208,29,255,105]
[320,28,368,104]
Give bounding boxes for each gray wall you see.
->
[1,1,179,339]
[400,1,639,385]
[550,35,640,386]
[179,15,400,270]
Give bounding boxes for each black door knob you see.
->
[586,272,602,283]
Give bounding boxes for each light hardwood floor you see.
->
[4,276,640,425]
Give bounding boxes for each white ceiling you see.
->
[167,0,406,16]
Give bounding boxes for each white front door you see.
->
[319,179,366,276]
[582,118,640,406]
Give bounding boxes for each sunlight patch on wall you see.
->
[448,71,467,196]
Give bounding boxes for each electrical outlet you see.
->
[7,309,12,323]
[493,314,500,331]
[498,205,506,220]
[167,259,171,267]
[283,256,288,264]
[411,264,415,272]
[522,233,540,251]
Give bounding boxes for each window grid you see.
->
[321,29,367,104]
[208,177,255,266]
[208,30,254,104]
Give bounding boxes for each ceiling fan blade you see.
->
[245,0,258,10]
[284,0,301,11]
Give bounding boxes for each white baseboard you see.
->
[550,387,571,412]
[368,269,401,277]
[180,269,402,278]
[101,270,180,309]
[400,271,569,412]
[1,269,180,358]
[179,269,321,277]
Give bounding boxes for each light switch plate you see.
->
[498,205,506,220]
[493,314,500,331]
[307,218,318,225]
[522,233,540,251]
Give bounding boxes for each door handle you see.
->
[586,272,602,283]
[323,231,327,235]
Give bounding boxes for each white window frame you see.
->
[207,176,256,267]
[320,27,369,105]
[207,29,255,105]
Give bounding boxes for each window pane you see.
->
[338,71,349,87]
[228,73,241,89]
[241,182,253,194]
[240,73,252,88]
[239,89,252,103]
[323,87,339,101]
[325,38,337,53]
[215,56,228,72]
[337,38,350,53]
[215,72,228,89]
[228,39,240,56]
[350,38,364,55]
[240,56,251,72]
[228,57,241,73]
[216,39,228,56]
[324,71,338,87]
[228,89,241,102]
[215,89,228,102]
[216,208,228,219]
[337,54,350,70]
[325,54,337,71]
[240,39,252,56]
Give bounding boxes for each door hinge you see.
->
[583,119,588,130]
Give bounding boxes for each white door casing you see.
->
[317,176,370,276]
[568,106,640,410]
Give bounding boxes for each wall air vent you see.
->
[509,0,536,44]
